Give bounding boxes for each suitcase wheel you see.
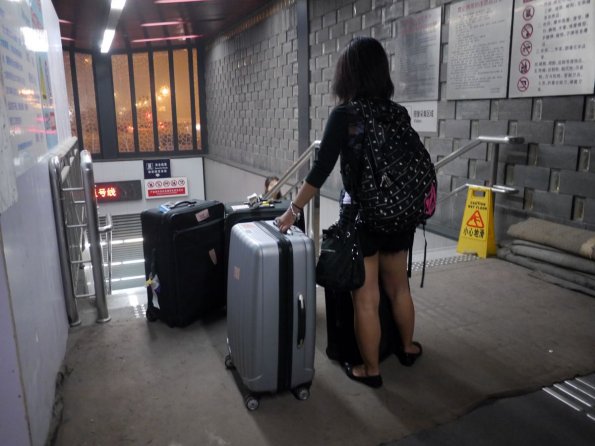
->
[245,395,260,411]
[292,385,310,401]
[145,306,158,322]
[224,354,235,370]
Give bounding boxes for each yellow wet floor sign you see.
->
[457,186,496,258]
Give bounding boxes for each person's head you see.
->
[264,176,282,199]
[332,37,394,104]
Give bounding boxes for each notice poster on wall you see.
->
[509,0,595,98]
[145,177,189,199]
[394,7,442,102]
[400,101,438,133]
[447,0,514,99]
[0,0,48,175]
[0,72,18,213]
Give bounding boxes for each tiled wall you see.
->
[204,1,299,176]
[205,0,595,238]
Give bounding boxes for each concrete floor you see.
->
[53,239,595,446]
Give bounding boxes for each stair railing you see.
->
[261,140,321,254]
[49,139,112,326]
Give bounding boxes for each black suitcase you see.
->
[325,285,402,365]
[141,199,225,327]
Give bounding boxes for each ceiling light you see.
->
[100,28,116,53]
[111,0,127,10]
[131,34,202,43]
[141,21,185,27]
[58,19,73,25]
[154,0,209,4]
[61,36,75,41]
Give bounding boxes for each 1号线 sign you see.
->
[457,186,496,258]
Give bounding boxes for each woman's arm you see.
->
[275,181,318,233]
[275,107,349,233]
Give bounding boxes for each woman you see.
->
[276,37,422,388]
[264,175,283,200]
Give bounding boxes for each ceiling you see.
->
[51,0,273,52]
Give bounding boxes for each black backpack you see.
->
[347,99,437,234]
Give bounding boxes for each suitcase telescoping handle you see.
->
[170,199,197,209]
[159,199,198,213]
[297,294,306,348]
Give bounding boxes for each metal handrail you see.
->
[49,140,81,327]
[81,151,111,323]
[438,183,518,204]
[261,140,321,255]
[262,140,321,202]
[99,214,113,295]
[49,140,112,326]
[435,135,524,172]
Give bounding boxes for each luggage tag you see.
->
[146,274,161,309]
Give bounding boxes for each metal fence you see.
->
[49,138,112,326]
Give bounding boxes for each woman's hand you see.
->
[273,182,317,233]
[275,208,296,233]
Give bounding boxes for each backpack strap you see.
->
[407,226,429,288]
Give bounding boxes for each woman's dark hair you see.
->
[264,175,282,199]
[332,37,394,103]
[264,176,280,190]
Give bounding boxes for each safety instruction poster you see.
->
[145,177,189,199]
[447,0,514,99]
[509,0,595,97]
[394,7,441,101]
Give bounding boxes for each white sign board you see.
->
[145,177,189,199]
[394,7,442,101]
[447,0,514,99]
[509,0,595,98]
[401,101,438,133]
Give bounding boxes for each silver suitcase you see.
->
[225,220,316,410]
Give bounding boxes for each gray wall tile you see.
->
[499,144,528,164]
[444,120,471,139]
[584,198,595,224]
[456,100,490,120]
[531,190,573,218]
[558,171,595,199]
[496,98,533,120]
[540,96,584,121]
[476,120,509,138]
[564,122,595,147]
[512,165,551,190]
[516,121,555,144]
[535,144,578,170]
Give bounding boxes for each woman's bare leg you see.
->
[379,250,420,354]
[351,253,381,376]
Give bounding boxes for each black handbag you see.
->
[315,220,364,291]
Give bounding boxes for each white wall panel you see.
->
[0,162,68,446]
[92,157,205,216]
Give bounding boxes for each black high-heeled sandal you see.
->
[395,341,423,367]
[343,363,383,388]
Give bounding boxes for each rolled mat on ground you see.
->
[500,218,595,296]
[506,217,595,259]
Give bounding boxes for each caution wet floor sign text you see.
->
[456,186,496,258]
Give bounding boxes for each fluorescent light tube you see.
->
[111,0,127,10]
[131,34,201,43]
[100,28,116,53]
